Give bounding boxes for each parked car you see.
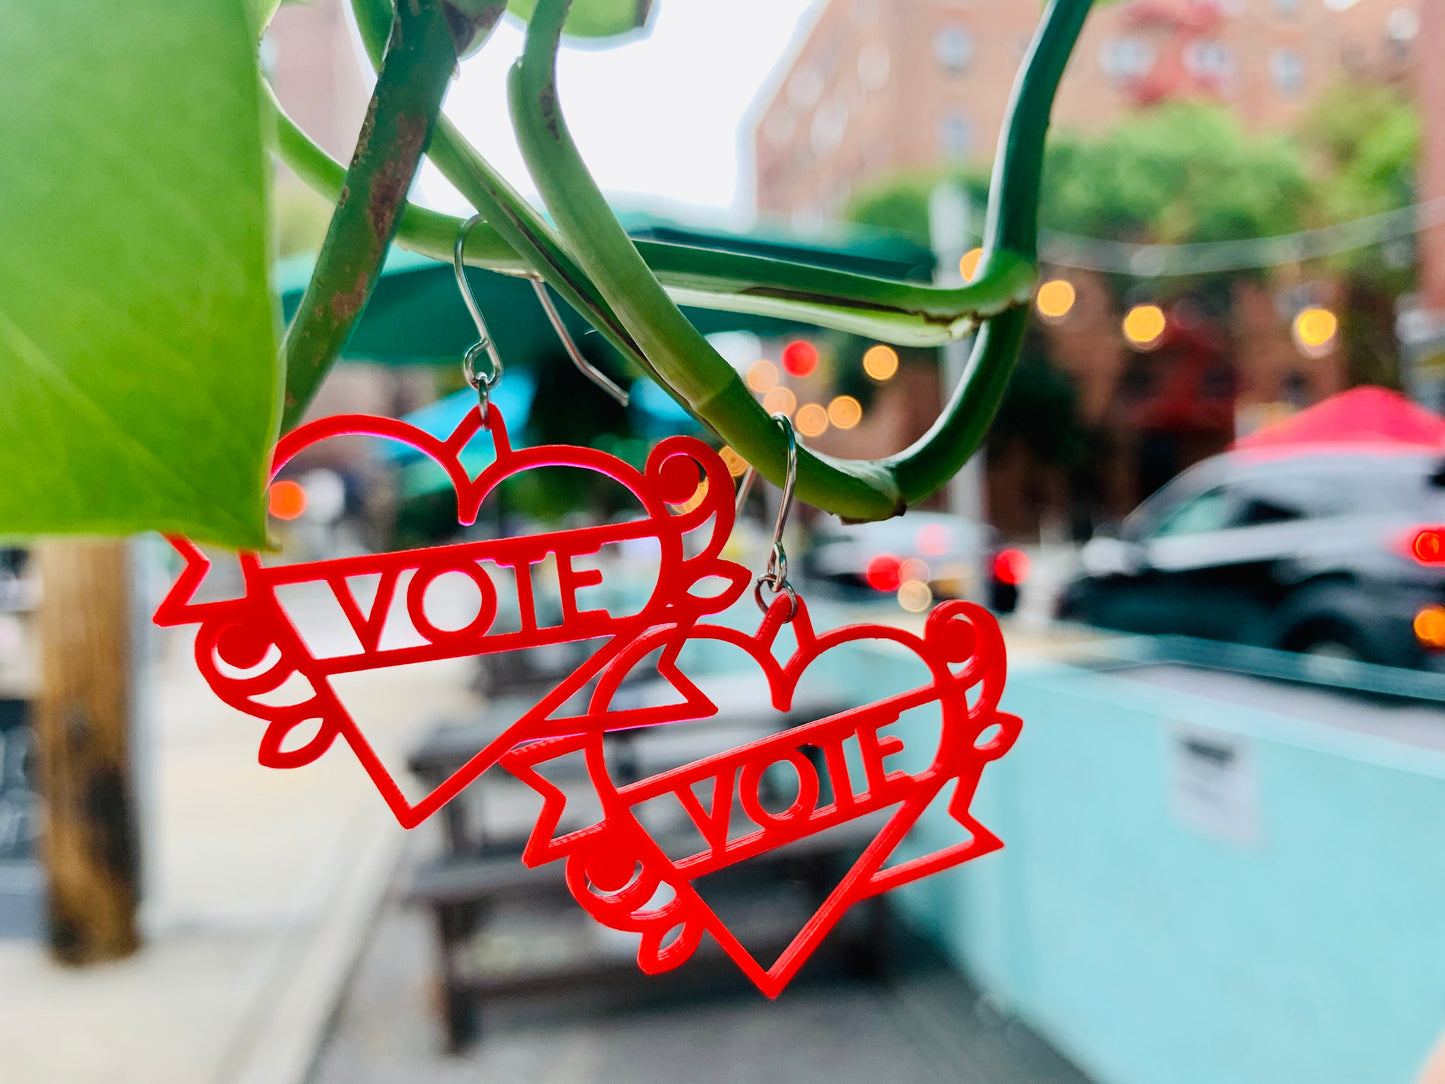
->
[802,511,1029,612]
[1057,447,1445,668]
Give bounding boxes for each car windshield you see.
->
[1151,487,1232,537]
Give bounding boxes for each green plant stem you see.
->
[279,0,490,430]
[883,0,1093,503]
[510,0,898,519]
[348,0,656,393]
[269,16,1036,348]
[510,0,1091,519]
[267,82,525,273]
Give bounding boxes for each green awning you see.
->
[276,213,933,370]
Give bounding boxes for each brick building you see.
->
[752,0,1421,536]
[755,0,1418,223]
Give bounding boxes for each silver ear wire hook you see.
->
[736,413,799,619]
[528,276,630,407]
[454,214,505,418]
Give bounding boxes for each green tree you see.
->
[848,103,1313,251]
[1299,81,1419,388]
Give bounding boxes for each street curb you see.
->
[224,806,404,1084]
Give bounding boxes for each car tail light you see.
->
[992,548,1030,586]
[865,554,902,592]
[1412,527,1445,564]
[1416,606,1445,649]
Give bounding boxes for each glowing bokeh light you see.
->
[1416,606,1445,648]
[1294,307,1339,352]
[795,402,829,438]
[268,480,307,521]
[1123,304,1167,348]
[1413,528,1445,563]
[746,359,779,392]
[916,522,951,556]
[862,344,899,382]
[897,579,933,613]
[899,557,930,584]
[1036,279,1076,320]
[719,446,748,478]
[865,554,902,592]
[762,385,797,417]
[992,548,1031,586]
[781,340,819,377]
[959,247,983,281]
[827,395,862,430]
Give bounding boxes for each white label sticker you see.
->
[1167,723,1261,847]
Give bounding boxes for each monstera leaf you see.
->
[507,0,653,40]
[0,1,277,548]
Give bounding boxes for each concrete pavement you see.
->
[0,585,478,1084]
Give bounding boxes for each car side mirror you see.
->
[1081,535,1146,577]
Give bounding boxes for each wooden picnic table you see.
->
[403,672,885,1049]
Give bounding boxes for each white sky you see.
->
[417,1,820,227]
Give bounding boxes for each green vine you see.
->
[281,0,498,428]
[280,0,1093,520]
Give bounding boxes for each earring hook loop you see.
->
[528,276,630,406]
[736,413,799,619]
[454,214,505,418]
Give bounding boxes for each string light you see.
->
[762,386,797,417]
[827,394,862,430]
[959,247,983,281]
[1123,304,1167,348]
[796,402,829,437]
[862,344,899,381]
[268,480,307,520]
[1035,279,1076,320]
[1039,196,1445,277]
[746,360,778,392]
[781,340,819,377]
[718,446,748,478]
[1294,307,1338,356]
[897,580,933,613]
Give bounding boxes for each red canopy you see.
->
[1233,386,1445,451]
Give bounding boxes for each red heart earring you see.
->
[154,215,753,828]
[500,414,1021,996]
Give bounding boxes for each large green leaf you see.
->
[506,0,652,40]
[0,1,277,548]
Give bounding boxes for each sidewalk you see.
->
[0,592,478,1084]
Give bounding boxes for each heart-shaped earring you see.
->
[154,217,753,828]
[499,414,1021,996]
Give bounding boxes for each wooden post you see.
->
[34,539,139,964]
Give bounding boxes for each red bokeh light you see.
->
[865,554,902,592]
[915,522,952,557]
[992,548,1030,586]
[781,340,819,378]
[268,479,307,521]
[1413,528,1445,564]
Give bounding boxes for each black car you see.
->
[1057,447,1445,668]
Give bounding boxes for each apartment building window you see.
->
[1386,6,1419,54]
[934,26,975,73]
[1100,36,1153,81]
[857,41,890,90]
[937,111,975,159]
[1185,40,1236,81]
[1269,47,1305,95]
[811,103,848,156]
[788,66,823,110]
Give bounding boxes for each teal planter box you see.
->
[881,649,1445,1084]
